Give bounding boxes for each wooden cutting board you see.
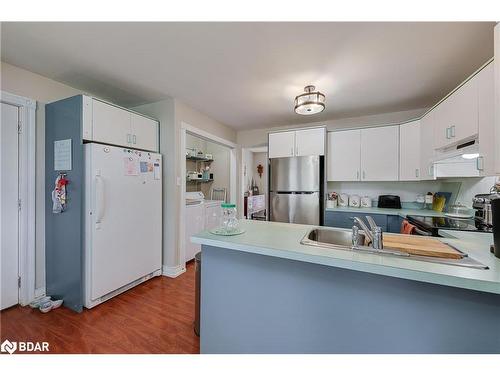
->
[383,234,463,259]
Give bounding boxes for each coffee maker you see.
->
[473,193,494,230]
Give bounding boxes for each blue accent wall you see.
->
[45,95,84,312]
[201,244,500,353]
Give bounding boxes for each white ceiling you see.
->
[1,22,495,130]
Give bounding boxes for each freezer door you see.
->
[85,143,162,303]
[270,192,320,225]
[270,156,320,192]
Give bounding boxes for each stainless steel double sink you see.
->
[300,227,488,269]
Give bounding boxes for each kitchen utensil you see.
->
[349,195,360,208]
[377,195,401,209]
[383,234,464,259]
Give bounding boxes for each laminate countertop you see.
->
[191,220,500,295]
[325,206,448,218]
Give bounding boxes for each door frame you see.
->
[0,91,37,306]
[178,121,237,274]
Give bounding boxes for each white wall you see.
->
[1,62,91,291]
[252,152,267,195]
[329,176,499,208]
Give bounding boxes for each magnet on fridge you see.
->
[154,163,160,180]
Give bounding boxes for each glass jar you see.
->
[220,203,239,234]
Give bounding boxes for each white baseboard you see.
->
[34,287,46,298]
[162,264,186,278]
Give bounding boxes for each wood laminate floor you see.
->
[0,263,199,354]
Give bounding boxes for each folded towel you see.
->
[401,219,417,235]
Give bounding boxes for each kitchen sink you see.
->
[300,227,488,269]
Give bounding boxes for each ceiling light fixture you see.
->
[294,85,326,115]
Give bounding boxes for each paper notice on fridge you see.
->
[124,157,139,176]
[54,139,72,171]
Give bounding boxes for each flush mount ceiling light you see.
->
[294,85,326,115]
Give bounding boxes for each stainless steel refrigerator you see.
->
[269,155,324,225]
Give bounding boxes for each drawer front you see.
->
[325,211,388,231]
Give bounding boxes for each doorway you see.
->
[241,146,268,220]
[1,91,36,308]
[179,122,237,273]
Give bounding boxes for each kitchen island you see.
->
[191,220,500,354]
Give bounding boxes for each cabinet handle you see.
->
[356,171,360,180]
[127,134,131,143]
[133,135,137,144]
[476,156,484,171]
[450,125,455,138]
[415,169,419,178]
[362,171,366,180]
[445,127,450,139]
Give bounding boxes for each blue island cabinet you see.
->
[325,210,403,233]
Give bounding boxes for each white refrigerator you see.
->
[84,143,162,308]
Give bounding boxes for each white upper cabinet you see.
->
[434,74,478,150]
[295,128,325,156]
[420,110,436,180]
[268,128,325,158]
[268,131,296,158]
[130,113,159,152]
[399,120,421,181]
[92,99,131,147]
[477,62,495,176]
[327,130,361,181]
[88,98,159,152]
[360,125,399,181]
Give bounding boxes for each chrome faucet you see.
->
[352,216,384,250]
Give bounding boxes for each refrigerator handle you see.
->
[95,175,105,224]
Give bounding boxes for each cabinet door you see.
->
[327,130,361,181]
[477,62,495,176]
[420,111,436,180]
[360,126,399,181]
[450,77,478,142]
[399,120,421,181]
[268,131,295,158]
[92,99,132,147]
[433,97,452,149]
[130,113,159,152]
[295,128,325,156]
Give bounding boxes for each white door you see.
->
[92,99,132,148]
[1,103,19,309]
[399,120,421,181]
[295,128,325,156]
[360,125,399,181]
[268,131,295,158]
[327,130,361,181]
[86,143,162,303]
[420,110,436,180]
[130,113,159,152]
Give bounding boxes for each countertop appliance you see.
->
[406,215,493,237]
[269,155,324,225]
[377,195,401,209]
[473,193,495,229]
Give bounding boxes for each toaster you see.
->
[377,195,401,209]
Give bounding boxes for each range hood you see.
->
[432,137,483,178]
